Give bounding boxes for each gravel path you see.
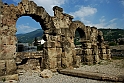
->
[76,59,124,76]
[18,71,121,83]
[17,59,124,83]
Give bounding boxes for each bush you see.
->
[109,42,117,46]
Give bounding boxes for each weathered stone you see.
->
[0,0,111,78]
[0,60,5,76]
[74,56,81,68]
[0,74,18,81]
[40,69,53,78]
[6,59,17,75]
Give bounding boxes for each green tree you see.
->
[34,37,38,46]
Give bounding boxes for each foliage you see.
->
[37,44,44,51]
[2,78,6,82]
[34,37,38,46]
[99,29,124,42]
[74,30,82,45]
[109,42,117,46]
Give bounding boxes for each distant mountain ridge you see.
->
[16,29,43,44]
[16,28,124,44]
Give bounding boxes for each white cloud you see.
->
[99,16,106,23]
[109,18,118,23]
[29,0,66,15]
[86,22,118,29]
[85,17,118,29]
[16,24,38,34]
[69,5,118,29]
[70,6,97,22]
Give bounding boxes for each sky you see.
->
[2,0,124,34]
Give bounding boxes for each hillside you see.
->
[16,28,124,45]
[98,29,124,42]
[16,29,43,44]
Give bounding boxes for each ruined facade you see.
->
[0,0,111,78]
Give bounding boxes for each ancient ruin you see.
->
[0,0,111,79]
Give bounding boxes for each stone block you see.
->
[85,55,94,65]
[84,49,92,55]
[75,48,82,55]
[74,56,81,68]
[0,60,5,76]
[94,54,100,63]
[36,6,44,16]
[6,59,17,75]
[61,48,73,68]
[56,29,61,35]
[101,54,108,60]
[44,41,56,48]
[0,74,18,81]
[41,11,47,20]
[47,48,57,69]
[40,69,53,78]
[29,1,37,14]
[0,45,16,60]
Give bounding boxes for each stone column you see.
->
[0,3,18,80]
[82,41,94,65]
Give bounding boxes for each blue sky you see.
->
[2,0,124,34]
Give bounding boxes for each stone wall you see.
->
[0,0,111,79]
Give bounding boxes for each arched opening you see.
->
[74,28,86,66]
[74,28,86,47]
[97,35,102,45]
[16,16,45,52]
[97,35,102,44]
[97,35,103,59]
[15,15,47,71]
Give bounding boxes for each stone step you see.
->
[59,69,124,82]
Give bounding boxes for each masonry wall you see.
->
[0,0,111,79]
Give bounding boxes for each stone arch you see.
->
[75,28,86,40]
[69,21,87,40]
[16,0,56,33]
[0,0,57,73]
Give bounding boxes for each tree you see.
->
[34,37,38,46]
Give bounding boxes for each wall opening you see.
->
[16,16,45,52]
[74,28,85,48]
[97,35,103,46]
[74,28,86,65]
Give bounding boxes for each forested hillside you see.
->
[98,29,124,42]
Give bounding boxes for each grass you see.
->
[2,78,6,82]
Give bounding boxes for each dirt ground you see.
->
[76,58,124,77]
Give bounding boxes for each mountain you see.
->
[98,29,124,42]
[16,29,43,44]
[16,28,124,45]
